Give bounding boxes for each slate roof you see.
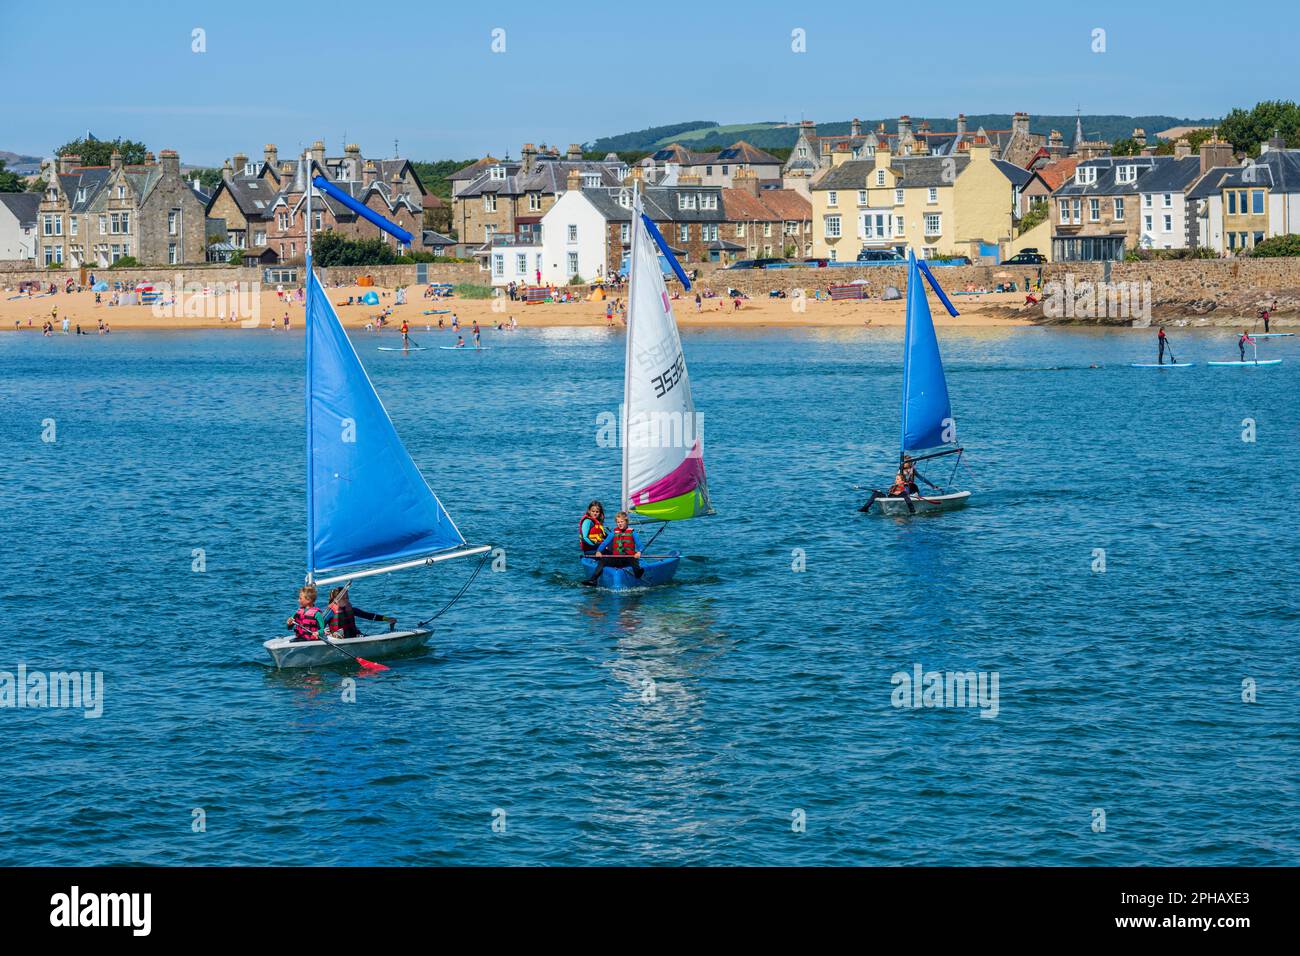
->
[457,157,626,199]
[580,186,726,223]
[422,229,456,247]
[0,192,40,226]
[57,167,112,211]
[1135,156,1201,193]
[1052,156,1165,197]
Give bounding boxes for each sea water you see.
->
[1,326,1296,865]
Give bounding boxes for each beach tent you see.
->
[361,291,380,305]
[882,285,902,300]
[92,281,108,292]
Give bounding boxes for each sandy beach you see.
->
[0,283,1034,332]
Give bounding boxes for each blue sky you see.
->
[1,0,1294,165]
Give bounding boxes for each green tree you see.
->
[1218,100,1300,156]
[55,135,148,166]
[410,158,481,200]
[1251,234,1300,257]
[1110,137,1143,156]
[0,160,24,192]
[311,231,398,267]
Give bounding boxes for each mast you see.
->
[305,152,315,583]
[899,249,913,463]
[621,180,641,511]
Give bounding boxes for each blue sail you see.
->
[900,250,955,454]
[306,269,464,576]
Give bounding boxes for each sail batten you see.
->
[621,192,711,521]
[900,251,956,455]
[306,269,465,577]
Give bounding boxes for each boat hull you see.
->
[872,490,971,516]
[263,629,432,669]
[580,553,681,589]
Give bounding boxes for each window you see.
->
[705,166,713,176]
[1113,198,1125,221]
[824,215,842,238]
[1089,198,1100,222]
[98,215,107,234]
[567,252,579,275]
[875,170,886,186]
[1071,199,1081,223]
[515,253,527,274]
[735,223,745,237]
[168,242,179,264]
[69,216,77,237]
[895,188,904,205]
[490,165,506,181]
[703,224,719,241]
[701,193,717,210]
[797,147,808,158]
[1117,165,1137,184]
[927,187,938,203]
[1163,214,1172,232]
[493,254,504,277]
[678,193,697,210]
[1162,193,1172,207]
[528,192,541,211]
[678,224,689,242]
[1144,215,1153,232]
[566,224,577,242]
[1059,200,1069,224]
[277,212,290,229]
[1075,167,1097,186]
[116,186,125,199]
[827,191,838,207]
[168,209,180,235]
[621,223,631,243]
[894,215,904,235]
[763,222,772,237]
[1252,190,1265,214]
[254,230,266,246]
[484,194,497,212]
[924,213,941,235]
[1228,192,1237,215]
[858,190,867,205]
[721,165,729,175]
[313,211,322,230]
[1143,194,1152,207]
[1254,231,1265,245]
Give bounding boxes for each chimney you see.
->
[734,167,760,197]
[159,149,180,178]
[264,143,278,169]
[281,160,295,177]
[521,143,537,174]
[144,151,155,164]
[1012,112,1030,136]
[800,119,817,140]
[1199,135,1234,175]
[363,159,377,188]
[58,153,81,175]
[567,143,583,161]
[110,150,123,172]
[312,139,325,166]
[566,168,583,192]
[234,151,248,172]
[344,143,361,180]
[956,113,967,135]
[1174,138,1191,159]
[390,168,404,199]
[1133,128,1146,147]
[850,117,862,137]
[898,114,912,139]
[222,159,234,181]
[1048,129,1064,153]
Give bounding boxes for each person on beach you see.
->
[1157,327,1169,364]
[286,586,327,642]
[584,511,644,585]
[326,587,396,639]
[578,500,607,557]
[1239,330,1255,361]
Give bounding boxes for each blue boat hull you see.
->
[580,553,681,589]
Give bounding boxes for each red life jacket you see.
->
[292,605,322,640]
[609,527,637,555]
[330,604,357,639]
[579,514,606,550]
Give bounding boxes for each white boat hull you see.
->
[263,629,432,669]
[872,490,971,516]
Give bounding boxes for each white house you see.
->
[0,193,39,262]
[1187,145,1300,254]
[540,187,626,285]
[484,235,543,288]
[1135,156,1200,250]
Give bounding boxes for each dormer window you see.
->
[1117,165,1137,184]
[490,165,506,181]
[678,193,697,210]
[244,162,259,176]
[875,169,886,186]
[1075,167,1098,186]
[117,185,125,199]
[75,188,86,204]
[618,189,631,208]
[583,174,601,188]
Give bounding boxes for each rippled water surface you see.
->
[2,324,1296,865]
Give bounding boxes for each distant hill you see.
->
[0,149,43,175]
[587,115,1221,153]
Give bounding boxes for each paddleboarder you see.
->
[400,319,410,347]
[1157,327,1170,365]
[1239,330,1255,361]
[1259,304,1273,333]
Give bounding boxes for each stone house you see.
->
[719,170,812,259]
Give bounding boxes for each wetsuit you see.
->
[1158,330,1168,364]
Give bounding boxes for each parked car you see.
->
[856,249,906,263]
[802,257,830,268]
[1001,250,1047,265]
[726,257,787,270]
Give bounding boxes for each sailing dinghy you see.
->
[581,189,712,589]
[863,250,971,517]
[264,167,489,668]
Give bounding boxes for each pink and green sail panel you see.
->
[621,197,712,522]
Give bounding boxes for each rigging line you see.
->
[414,551,492,629]
[643,522,668,550]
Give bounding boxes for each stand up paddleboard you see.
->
[439,346,490,351]
[1252,333,1294,337]
[1131,363,1194,368]
[377,346,429,351]
[1207,359,1282,366]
